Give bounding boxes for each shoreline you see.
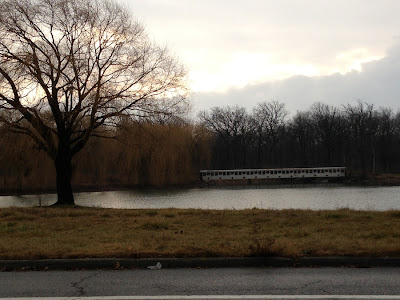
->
[1,174,400,197]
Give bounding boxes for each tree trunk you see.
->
[371,142,376,175]
[256,134,262,165]
[54,144,74,205]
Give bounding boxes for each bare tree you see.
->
[288,111,315,166]
[198,106,254,168]
[253,101,287,166]
[0,0,188,205]
[343,101,378,176]
[375,107,398,172]
[310,102,345,165]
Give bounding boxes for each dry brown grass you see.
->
[1,207,400,259]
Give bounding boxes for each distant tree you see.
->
[287,111,315,166]
[375,107,399,172]
[0,0,188,205]
[343,101,378,176]
[253,101,287,166]
[198,105,254,168]
[310,102,345,166]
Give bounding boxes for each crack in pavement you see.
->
[71,271,100,296]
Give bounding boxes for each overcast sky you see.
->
[118,0,400,115]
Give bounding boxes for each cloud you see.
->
[192,40,400,115]
[123,0,400,66]
[116,0,400,116]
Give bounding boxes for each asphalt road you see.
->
[1,267,400,299]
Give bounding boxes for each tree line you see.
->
[0,118,212,192]
[199,100,400,177]
[2,100,400,193]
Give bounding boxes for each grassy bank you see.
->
[1,207,400,259]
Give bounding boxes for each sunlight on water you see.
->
[1,185,399,210]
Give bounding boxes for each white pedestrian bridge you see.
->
[200,167,346,182]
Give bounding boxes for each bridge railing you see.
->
[200,167,346,182]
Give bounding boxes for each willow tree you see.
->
[0,0,188,205]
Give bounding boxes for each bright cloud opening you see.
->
[188,48,386,93]
[333,48,384,73]
[189,51,321,93]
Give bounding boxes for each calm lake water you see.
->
[1,184,400,210]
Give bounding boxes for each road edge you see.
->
[2,257,400,271]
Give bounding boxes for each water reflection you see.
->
[1,184,400,210]
[0,194,57,207]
